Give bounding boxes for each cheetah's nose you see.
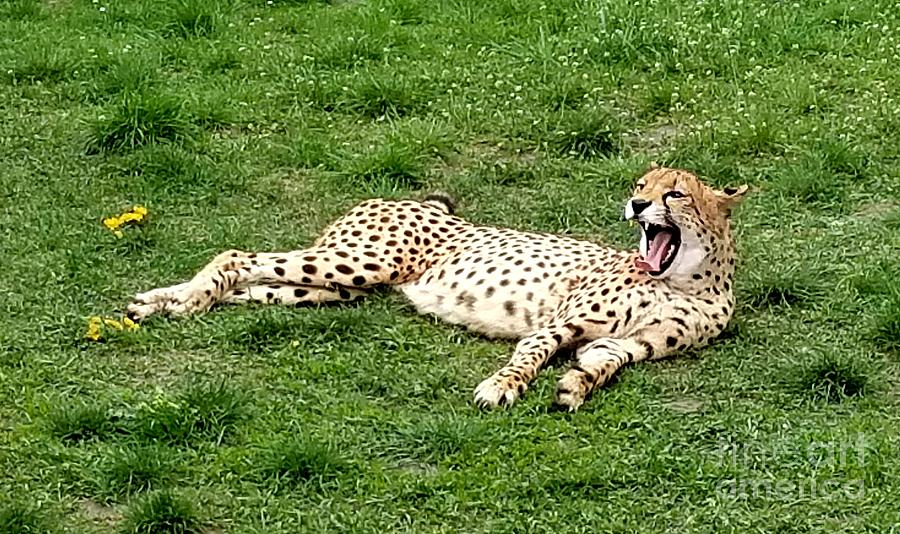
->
[630,198,651,214]
[624,198,652,220]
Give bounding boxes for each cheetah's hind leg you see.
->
[222,284,369,306]
[127,281,368,320]
[127,246,392,321]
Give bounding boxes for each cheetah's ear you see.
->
[715,184,749,214]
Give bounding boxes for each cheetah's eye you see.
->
[664,190,686,200]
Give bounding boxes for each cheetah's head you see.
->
[624,166,748,278]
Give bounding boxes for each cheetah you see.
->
[127,166,748,410]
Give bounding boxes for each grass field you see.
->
[2,0,900,531]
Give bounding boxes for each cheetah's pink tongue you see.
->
[635,230,673,273]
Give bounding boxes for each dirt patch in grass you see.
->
[78,499,122,527]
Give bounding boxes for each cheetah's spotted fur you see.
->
[127,167,748,410]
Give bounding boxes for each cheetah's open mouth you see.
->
[636,223,681,275]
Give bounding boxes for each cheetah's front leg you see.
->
[474,326,576,409]
[554,327,687,411]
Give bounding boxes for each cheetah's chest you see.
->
[396,230,617,339]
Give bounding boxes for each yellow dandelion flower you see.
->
[103,217,122,230]
[86,316,103,341]
[103,206,149,237]
[103,318,124,330]
[123,317,140,331]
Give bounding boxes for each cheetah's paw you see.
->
[473,372,526,409]
[126,283,192,321]
[553,370,591,412]
[132,283,191,306]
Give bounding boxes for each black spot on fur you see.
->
[566,324,584,337]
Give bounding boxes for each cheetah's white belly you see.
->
[397,280,545,339]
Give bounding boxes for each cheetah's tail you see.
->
[423,193,457,215]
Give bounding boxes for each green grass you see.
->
[342,74,426,118]
[121,491,202,534]
[255,434,349,487]
[547,110,623,158]
[872,295,900,354]
[7,46,80,85]
[132,380,246,445]
[98,444,179,498]
[163,0,221,38]
[86,91,194,153]
[92,54,160,100]
[0,500,52,534]
[799,353,870,403]
[116,145,221,194]
[2,0,900,531]
[346,142,428,191]
[740,265,825,310]
[45,400,120,443]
